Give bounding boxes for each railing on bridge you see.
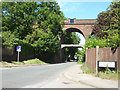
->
[61,44,84,48]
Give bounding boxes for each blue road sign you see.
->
[17,46,21,52]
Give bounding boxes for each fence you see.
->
[86,46,120,72]
[2,46,35,62]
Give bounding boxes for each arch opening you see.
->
[65,28,85,38]
[60,28,85,62]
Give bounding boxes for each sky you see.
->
[59,2,111,19]
[57,2,111,45]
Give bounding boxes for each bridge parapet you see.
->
[64,18,96,25]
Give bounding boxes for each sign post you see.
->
[16,46,21,62]
[17,52,20,62]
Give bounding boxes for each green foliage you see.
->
[81,63,93,74]
[2,31,18,47]
[11,58,46,65]
[85,2,120,51]
[2,1,65,62]
[2,2,38,39]
[25,28,59,60]
[19,40,34,55]
[77,60,83,64]
[92,1,120,48]
[79,48,86,62]
[74,50,81,58]
[97,71,118,80]
[85,35,110,49]
[22,58,46,65]
[64,32,80,44]
[105,67,112,74]
[37,2,65,35]
[62,31,81,60]
[81,63,118,80]
[75,50,84,62]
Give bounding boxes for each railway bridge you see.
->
[58,18,96,62]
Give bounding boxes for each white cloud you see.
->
[56,0,67,9]
[57,1,79,13]
[63,6,76,12]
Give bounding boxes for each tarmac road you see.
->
[2,62,95,88]
[2,62,77,88]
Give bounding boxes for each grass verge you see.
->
[77,60,83,64]
[81,63,118,80]
[1,58,46,67]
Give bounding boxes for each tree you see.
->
[2,31,18,47]
[2,1,66,62]
[37,2,65,35]
[92,1,120,47]
[2,2,38,39]
[25,28,59,62]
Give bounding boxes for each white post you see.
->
[96,46,99,74]
[86,48,88,65]
[17,52,19,62]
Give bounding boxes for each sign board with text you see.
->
[98,61,117,71]
[17,46,21,52]
[99,61,115,68]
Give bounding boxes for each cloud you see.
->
[62,6,76,12]
[56,0,67,9]
[57,1,72,12]
[57,2,80,13]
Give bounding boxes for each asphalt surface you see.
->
[2,62,76,88]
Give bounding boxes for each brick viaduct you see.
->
[33,19,97,63]
[57,18,96,63]
[62,18,96,39]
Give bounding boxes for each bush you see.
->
[85,35,110,49]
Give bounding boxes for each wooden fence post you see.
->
[86,48,88,66]
[96,46,99,74]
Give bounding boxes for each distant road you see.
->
[2,62,76,88]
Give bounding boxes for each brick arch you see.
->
[65,27,85,38]
[62,19,96,39]
[63,24,94,39]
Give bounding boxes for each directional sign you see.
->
[17,46,21,52]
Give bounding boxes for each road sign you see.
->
[17,46,21,52]
[98,61,117,72]
[16,46,21,62]
[99,61,116,68]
